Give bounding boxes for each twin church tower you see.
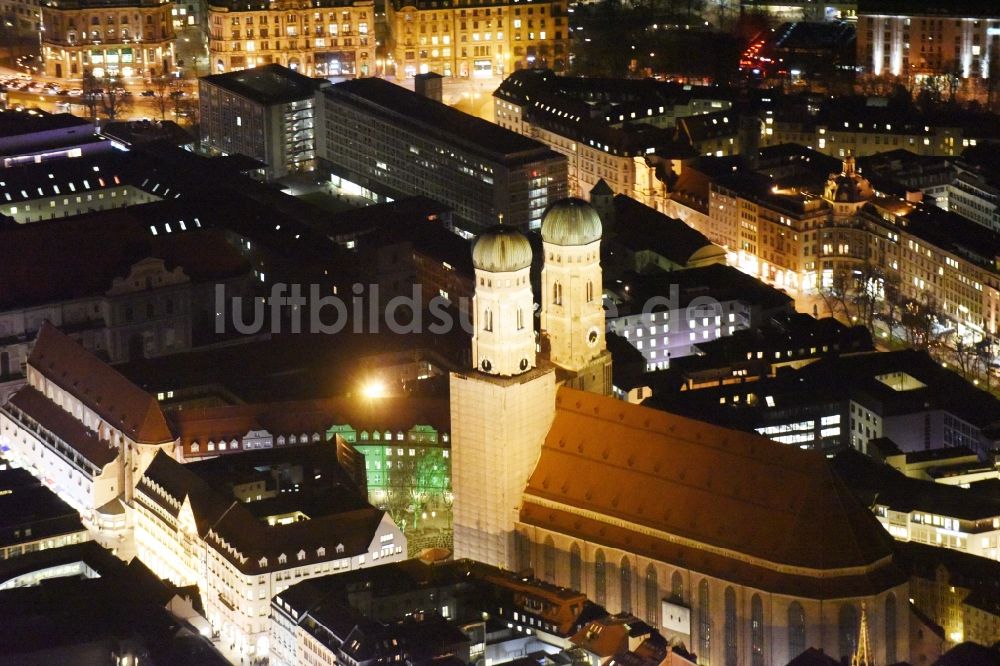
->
[451,198,612,569]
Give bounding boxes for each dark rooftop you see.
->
[200,63,326,105]
[833,448,1000,522]
[0,465,85,549]
[327,78,555,163]
[0,207,249,310]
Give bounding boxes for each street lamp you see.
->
[362,379,386,399]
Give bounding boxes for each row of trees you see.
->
[80,69,196,122]
[858,44,1000,113]
[817,265,997,388]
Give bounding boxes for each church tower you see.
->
[450,225,556,569]
[540,198,613,395]
[470,226,536,377]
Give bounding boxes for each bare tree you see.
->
[952,337,977,379]
[80,68,101,121]
[151,75,173,121]
[900,297,940,350]
[977,338,996,390]
[99,73,133,120]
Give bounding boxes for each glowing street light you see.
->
[362,379,387,399]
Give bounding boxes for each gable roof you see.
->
[521,387,904,597]
[138,448,388,574]
[28,323,173,444]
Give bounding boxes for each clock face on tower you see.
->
[588,328,600,347]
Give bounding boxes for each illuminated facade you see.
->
[134,448,406,659]
[670,154,1000,341]
[41,0,175,79]
[761,115,980,159]
[317,77,568,232]
[493,71,732,199]
[207,0,375,76]
[0,324,174,542]
[857,1,1000,79]
[385,0,570,79]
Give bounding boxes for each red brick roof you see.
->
[29,323,173,445]
[521,387,904,597]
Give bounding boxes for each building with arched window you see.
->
[41,0,175,80]
[515,387,908,666]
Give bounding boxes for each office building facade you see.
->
[318,77,567,232]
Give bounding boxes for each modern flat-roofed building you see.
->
[41,0,175,80]
[200,64,329,180]
[317,77,567,232]
[207,0,375,77]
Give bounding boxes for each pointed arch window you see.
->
[514,530,530,571]
[788,601,806,658]
[839,603,859,662]
[885,593,897,664]
[553,281,563,306]
[698,580,711,664]
[644,564,658,625]
[620,557,632,613]
[517,307,524,330]
[671,570,684,602]
[543,536,555,583]
[570,543,582,591]
[724,586,737,666]
[594,549,606,605]
[751,594,764,666]
[484,308,493,332]
[586,281,594,302]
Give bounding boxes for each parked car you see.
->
[140,89,155,97]
[67,88,83,97]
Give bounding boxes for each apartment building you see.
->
[207,0,375,77]
[317,77,567,232]
[134,446,406,659]
[41,0,175,80]
[199,64,328,179]
[493,70,730,198]
[856,0,1000,79]
[385,0,570,79]
[606,264,793,371]
[668,149,1000,341]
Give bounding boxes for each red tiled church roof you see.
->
[521,387,904,596]
[29,323,173,445]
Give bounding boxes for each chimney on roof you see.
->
[414,72,444,104]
